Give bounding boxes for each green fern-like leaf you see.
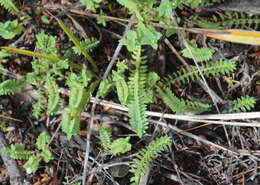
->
[32,98,45,118]
[218,12,260,30]
[68,86,89,112]
[128,47,148,137]
[110,137,132,155]
[195,12,260,30]
[113,71,129,105]
[58,20,98,72]
[4,134,53,174]
[32,90,45,118]
[225,96,256,113]
[120,23,162,51]
[157,85,211,114]
[217,12,260,30]
[97,77,113,98]
[130,136,171,185]
[36,132,50,150]
[62,81,98,139]
[189,16,222,29]
[181,43,215,62]
[116,0,139,12]
[0,20,24,39]
[62,86,89,139]
[35,31,58,55]
[3,144,34,160]
[47,81,60,115]
[40,148,53,163]
[0,79,25,95]
[23,155,41,174]
[145,72,160,103]
[167,60,236,85]
[112,61,129,105]
[99,126,112,151]
[0,0,19,14]
[61,110,81,139]
[184,100,212,114]
[99,126,131,155]
[157,85,188,114]
[72,37,99,55]
[66,68,93,88]
[36,132,53,163]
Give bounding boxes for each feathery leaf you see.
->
[99,126,112,151]
[57,20,98,72]
[0,79,25,95]
[3,144,34,160]
[0,0,19,14]
[130,136,171,185]
[47,81,60,115]
[157,85,211,114]
[225,96,256,113]
[167,60,236,85]
[128,47,148,137]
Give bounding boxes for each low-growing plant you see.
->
[224,96,256,113]
[0,79,26,95]
[62,70,98,139]
[0,0,258,184]
[130,136,171,185]
[99,126,132,155]
[0,20,24,39]
[156,43,237,115]
[1,19,99,138]
[189,12,260,30]
[157,84,212,114]
[3,132,53,174]
[99,46,160,137]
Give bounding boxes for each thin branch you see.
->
[89,97,260,122]
[41,4,230,36]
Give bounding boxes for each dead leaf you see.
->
[194,29,260,46]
